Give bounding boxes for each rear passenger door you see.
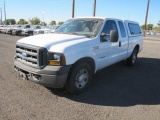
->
[117,20,128,59]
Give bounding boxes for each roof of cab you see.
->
[69,17,139,24]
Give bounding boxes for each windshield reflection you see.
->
[55,18,103,37]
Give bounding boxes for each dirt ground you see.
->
[0,34,160,120]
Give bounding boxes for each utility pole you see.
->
[144,0,150,37]
[72,0,75,18]
[0,7,2,25]
[93,0,96,16]
[4,1,6,25]
[42,11,45,26]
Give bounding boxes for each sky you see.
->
[0,0,159,26]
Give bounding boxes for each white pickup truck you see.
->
[12,25,31,35]
[21,25,41,36]
[14,17,143,94]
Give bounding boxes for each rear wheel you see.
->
[126,48,138,66]
[65,61,92,94]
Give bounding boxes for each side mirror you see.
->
[101,32,107,37]
[110,30,118,42]
[100,32,108,42]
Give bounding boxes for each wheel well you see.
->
[135,45,139,53]
[72,57,95,74]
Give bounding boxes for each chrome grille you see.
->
[16,44,46,69]
[39,30,44,34]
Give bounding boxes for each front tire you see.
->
[65,61,92,94]
[126,48,138,66]
[10,30,12,35]
[28,32,33,36]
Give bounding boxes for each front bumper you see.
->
[12,30,19,35]
[21,31,29,35]
[14,60,71,88]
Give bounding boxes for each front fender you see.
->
[64,49,98,73]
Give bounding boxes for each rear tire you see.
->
[126,48,138,66]
[65,61,92,94]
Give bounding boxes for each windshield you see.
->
[55,18,103,37]
[14,25,21,28]
[21,25,26,28]
[50,26,58,30]
[31,25,39,29]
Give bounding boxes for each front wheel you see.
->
[10,30,12,35]
[65,61,92,94]
[28,32,33,36]
[126,48,138,66]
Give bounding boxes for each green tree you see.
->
[154,26,160,31]
[58,21,64,25]
[18,19,28,25]
[40,22,47,26]
[141,25,145,30]
[50,21,56,25]
[6,19,16,25]
[141,24,153,30]
[157,21,160,27]
[29,17,40,25]
[146,24,153,30]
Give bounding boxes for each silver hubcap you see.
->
[75,69,89,89]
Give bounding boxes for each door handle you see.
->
[119,42,121,47]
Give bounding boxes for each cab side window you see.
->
[118,21,126,37]
[128,23,142,35]
[101,20,118,42]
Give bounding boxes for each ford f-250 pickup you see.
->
[14,17,143,94]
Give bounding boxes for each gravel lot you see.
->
[0,34,160,120]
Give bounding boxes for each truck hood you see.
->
[17,34,91,51]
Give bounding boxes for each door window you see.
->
[101,20,118,42]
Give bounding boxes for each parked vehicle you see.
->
[8,25,22,35]
[21,25,41,36]
[12,25,31,35]
[38,26,51,34]
[5,25,14,34]
[33,26,48,35]
[14,17,143,94]
[38,25,59,34]
[0,25,4,33]
[0,25,3,33]
[0,25,7,33]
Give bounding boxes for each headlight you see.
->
[47,52,66,66]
